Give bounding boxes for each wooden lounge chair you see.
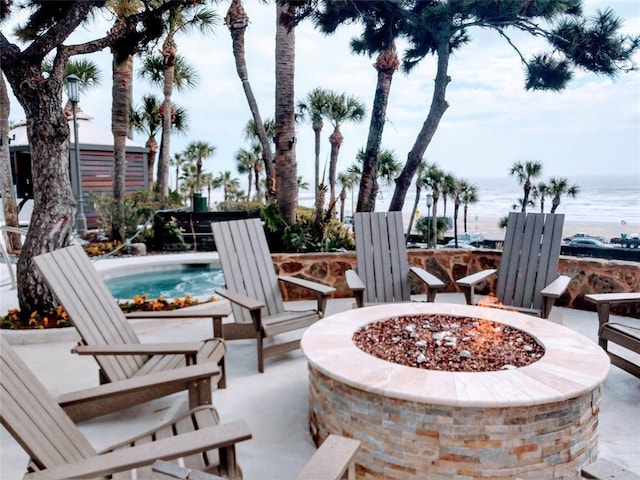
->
[211,218,336,373]
[152,434,361,480]
[456,212,571,319]
[33,244,228,412]
[0,338,251,480]
[346,211,445,307]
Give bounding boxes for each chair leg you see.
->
[257,335,264,373]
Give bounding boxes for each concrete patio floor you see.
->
[1,293,639,478]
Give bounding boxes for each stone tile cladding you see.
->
[308,367,601,480]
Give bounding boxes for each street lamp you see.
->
[425,192,433,248]
[65,74,87,234]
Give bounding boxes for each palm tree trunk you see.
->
[431,192,440,248]
[328,128,342,215]
[313,122,322,208]
[274,4,298,224]
[453,198,461,247]
[464,204,468,233]
[389,36,451,211]
[0,68,22,252]
[406,182,422,238]
[357,47,398,213]
[111,54,133,243]
[226,0,275,202]
[157,34,176,201]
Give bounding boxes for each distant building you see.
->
[8,106,148,229]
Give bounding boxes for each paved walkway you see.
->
[1,293,639,478]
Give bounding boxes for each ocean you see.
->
[298,174,640,227]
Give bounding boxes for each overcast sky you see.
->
[6,0,640,186]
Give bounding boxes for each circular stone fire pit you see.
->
[301,303,610,480]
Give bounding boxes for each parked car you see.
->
[440,239,475,249]
[568,238,614,248]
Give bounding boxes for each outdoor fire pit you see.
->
[301,303,610,479]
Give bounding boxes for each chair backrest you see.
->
[0,337,96,472]
[496,212,564,311]
[353,211,411,304]
[33,244,147,382]
[212,218,285,324]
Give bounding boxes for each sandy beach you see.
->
[419,215,640,243]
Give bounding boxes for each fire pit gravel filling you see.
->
[353,313,545,372]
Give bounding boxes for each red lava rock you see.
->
[352,314,545,372]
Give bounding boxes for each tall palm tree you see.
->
[171,152,185,193]
[201,172,214,209]
[244,118,274,203]
[549,177,580,213]
[184,141,216,193]
[337,170,358,222]
[315,1,406,213]
[297,87,331,206]
[440,172,456,220]
[452,178,472,248]
[179,163,198,207]
[225,0,275,201]
[460,182,478,233]
[130,94,188,190]
[324,91,366,214]
[154,5,218,200]
[510,160,543,212]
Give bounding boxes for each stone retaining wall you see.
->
[271,250,640,318]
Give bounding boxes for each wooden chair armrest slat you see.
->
[71,343,205,356]
[215,288,265,311]
[540,275,571,299]
[278,275,336,296]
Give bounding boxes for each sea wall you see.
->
[271,250,640,318]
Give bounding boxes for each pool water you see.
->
[105,266,225,300]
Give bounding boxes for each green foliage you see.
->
[154,216,188,251]
[216,200,262,214]
[415,216,448,242]
[90,190,157,239]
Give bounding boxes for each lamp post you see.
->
[425,192,433,248]
[65,74,87,234]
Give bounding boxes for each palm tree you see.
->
[407,160,428,238]
[452,178,472,248]
[179,163,198,207]
[235,145,260,201]
[440,172,457,220]
[225,0,275,202]
[244,118,274,203]
[423,164,445,248]
[297,87,331,206]
[337,171,358,222]
[315,2,405,213]
[171,152,185,193]
[216,171,240,202]
[200,172,215,209]
[510,160,543,212]
[184,141,216,193]
[130,94,189,191]
[460,182,479,233]
[534,181,550,213]
[324,91,366,214]
[297,176,310,193]
[153,5,218,200]
[548,177,580,213]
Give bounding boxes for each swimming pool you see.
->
[104,264,225,300]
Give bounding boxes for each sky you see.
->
[5,0,640,190]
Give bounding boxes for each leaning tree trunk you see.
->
[13,86,75,322]
[111,53,133,243]
[157,34,176,201]
[389,36,451,212]
[357,46,398,213]
[0,67,22,253]
[406,181,422,238]
[226,0,276,202]
[274,4,298,225]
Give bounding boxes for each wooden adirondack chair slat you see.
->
[211,218,336,373]
[346,212,443,307]
[457,212,570,318]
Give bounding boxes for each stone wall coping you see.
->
[301,302,610,408]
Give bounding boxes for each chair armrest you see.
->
[125,302,231,320]
[541,275,571,299]
[409,267,445,302]
[345,269,365,308]
[215,287,265,311]
[296,434,361,480]
[456,269,497,305]
[278,275,336,296]
[24,421,252,480]
[153,460,225,480]
[345,269,365,291]
[57,362,221,422]
[71,342,205,356]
